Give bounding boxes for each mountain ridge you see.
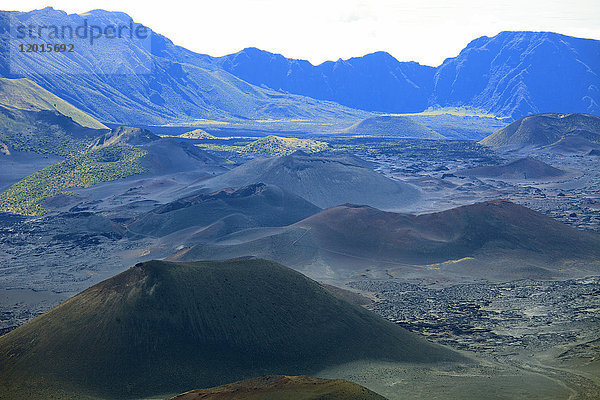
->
[2,9,598,123]
[215,47,435,114]
[215,32,600,120]
[432,32,600,119]
[0,9,369,125]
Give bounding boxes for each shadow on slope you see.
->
[127,183,321,238]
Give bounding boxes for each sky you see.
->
[4,0,600,66]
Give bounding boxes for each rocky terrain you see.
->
[347,276,600,398]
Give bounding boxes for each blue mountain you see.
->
[1,7,598,123]
[215,48,435,113]
[216,32,599,119]
[432,31,600,119]
[0,8,367,125]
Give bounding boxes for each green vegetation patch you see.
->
[0,105,103,156]
[0,77,108,130]
[241,135,329,155]
[177,128,217,139]
[194,135,329,156]
[0,146,148,216]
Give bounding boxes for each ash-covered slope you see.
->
[294,200,600,262]
[480,113,600,149]
[198,151,420,210]
[140,137,226,174]
[128,183,320,238]
[0,259,460,399]
[174,200,600,280]
[457,157,566,179]
[344,115,445,139]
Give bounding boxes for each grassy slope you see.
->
[170,375,387,400]
[191,135,329,156]
[0,77,107,129]
[0,77,109,157]
[0,259,461,400]
[0,146,147,215]
[0,105,104,156]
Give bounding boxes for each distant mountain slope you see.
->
[3,9,598,122]
[196,151,420,209]
[480,113,600,149]
[344,115,445,139]
[0,104,107,156]
[0,77,109,156]
[170,375,387,400]
[0,259,460,399]
[216,48,435,113]
[432,32,600,119]
[0,77,107,129]
[0,8,368,125]
[217,33,599,120]
[456,157,566,179]
[174,200,600,280]
[128,183,320,238]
